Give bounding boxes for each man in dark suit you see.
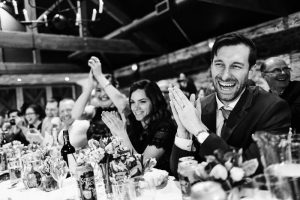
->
[260,57,300,133]
[169,33,291,175]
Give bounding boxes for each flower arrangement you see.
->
[194,148,258,190]
[77,137,157,184]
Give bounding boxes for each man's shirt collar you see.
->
[216,88,246,110]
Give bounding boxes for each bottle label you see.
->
[77,169,97,200]
[67,154,77,174]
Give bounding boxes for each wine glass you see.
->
[50,159,69,189]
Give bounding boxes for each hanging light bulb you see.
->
[99,0,103,13]
[52,14,67,30]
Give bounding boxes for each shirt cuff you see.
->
[175,136,193,151]
[196,131,209,143]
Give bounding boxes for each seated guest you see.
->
[260,57,300,132]
[1,109,28,145]
[41,98,59,137]
[72,56,127,140]
[23,104,45,143]
[102,80,176,172]
[177,73,197,98]
[58,98,89,149]
[169,33,291,175]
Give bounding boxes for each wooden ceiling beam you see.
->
[114,11,300,79]
[0,31,147,54]
[103,0,191,39]
[195,0,285,16]
[0,62,83,74]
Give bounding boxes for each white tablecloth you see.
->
[0,177,182,200]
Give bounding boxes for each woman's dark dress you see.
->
[128,118,176,173]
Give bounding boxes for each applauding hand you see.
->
[169,86,207,136]
[88,56,103,78]
[102,111,127,138]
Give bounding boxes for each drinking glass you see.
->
[7,157,22,186]
[252,174,277,200]
[112,182,129,200]
[50,159,68,189]
[128,177,156,200]
[265,159,300,200]
[177,159,198,200]
[291,134,300,161]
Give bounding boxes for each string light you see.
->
[12,0,18,15]
[23,9,29,22]
[0,0,104,28]
[91,8,97,21]
[75,0,81,26]
[43,14,48,27]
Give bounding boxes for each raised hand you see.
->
[102,111,127,137]
[88,56,103,78]
[169,86,207,135]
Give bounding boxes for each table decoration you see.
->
[193,148,259,199]
[77,136,158,199]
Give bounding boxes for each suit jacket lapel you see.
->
[221,87,255,141]
[201,94,217,133]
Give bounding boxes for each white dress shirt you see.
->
[175,90,245,151]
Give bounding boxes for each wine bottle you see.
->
[61,130,76,174]
[1,131,7,146]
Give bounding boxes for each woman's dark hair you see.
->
[25,104,46,120]
[127,79,172,137]
[211,33,257,68]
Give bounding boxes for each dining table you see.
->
[0,175,182,200]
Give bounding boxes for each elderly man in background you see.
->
[57,98,89,149]
[169,33,291,175]
[260,57,300,132]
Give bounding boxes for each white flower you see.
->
[230,167,245,182]
[105,143,114,154]
[195,162,209,179]
[209,164,228,180]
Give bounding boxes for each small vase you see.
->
[40,174,58,192]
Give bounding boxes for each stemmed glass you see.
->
[50,158,69,189]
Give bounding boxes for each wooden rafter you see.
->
[0,63,82,74]
[0,31,148,54]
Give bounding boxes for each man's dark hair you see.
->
[47,98,59,104]
[211,33,257,68]
[260,62,267,72]
[7,109,21,117]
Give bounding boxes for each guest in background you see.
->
[102,80,176,172]
[72,56,127,141]
[57,98,89,149]
[169,33,291,175]
[1,109,28,145]
[41,98,59,137]
[261,57,300,132]
[178,73,197,98]
[23,104,45,144]
[157,79,171,112]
